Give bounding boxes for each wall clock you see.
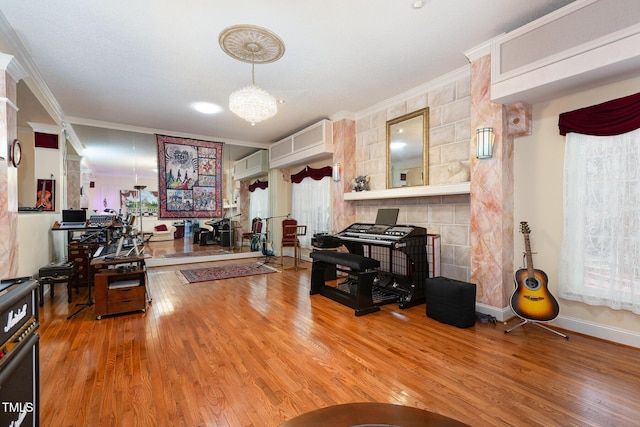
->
[10,138,22,168]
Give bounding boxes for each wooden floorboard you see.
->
[35,239,640,426]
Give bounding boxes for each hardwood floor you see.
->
[37,239,640,426]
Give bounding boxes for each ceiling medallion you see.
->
[219,24,285,64]
[219,25,285,125]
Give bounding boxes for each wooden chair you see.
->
[280,218,300,264]
[241,217,262,251]
[283,223,307,271]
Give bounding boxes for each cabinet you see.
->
[92,257,147,319]
[68,242,95,286]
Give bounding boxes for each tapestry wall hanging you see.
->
[156,134,224,219]
[120,189,159,217]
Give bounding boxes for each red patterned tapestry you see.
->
[156,134,223,219]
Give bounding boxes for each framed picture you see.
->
[36,179,55,211]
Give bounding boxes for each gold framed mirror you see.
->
[386,108,428,188]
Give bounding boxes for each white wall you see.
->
[514,75,640,338]
[17,212,65,277]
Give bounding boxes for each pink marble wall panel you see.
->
[238,180,250,230]
[332,119,356,233]
[0,70,18,277]
[469,55,514,307]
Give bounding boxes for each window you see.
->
[291,176,332,248]
[249,187,268,221]
[558,129,640,314]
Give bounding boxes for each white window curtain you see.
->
[249,188,268,222]
[291,176,332,248]
[558,129,640,314]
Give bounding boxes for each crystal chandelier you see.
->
[228,53,277,125]
[219,25,285,126]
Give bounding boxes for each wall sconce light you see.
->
[332,162,341,182]
[476,127,495,159]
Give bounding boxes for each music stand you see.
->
[284,225,307,271]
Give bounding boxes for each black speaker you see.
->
[426,277,476,328]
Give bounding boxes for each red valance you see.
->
[290,165,332,184]
[558,91,640,136]
[248,179,268,192]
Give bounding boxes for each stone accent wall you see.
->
[353,73,472,282]
[351,195,470,282]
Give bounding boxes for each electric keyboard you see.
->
[337,224,425,247]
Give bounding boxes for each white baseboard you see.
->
[475,303,640,349]
[554,315,640,349]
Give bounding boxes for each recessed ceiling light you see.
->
[192,102,223,114]
[411,0,424,9]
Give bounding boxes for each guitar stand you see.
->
[260,253,280,267]
[505,318,569,339]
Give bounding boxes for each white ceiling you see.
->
[0,0,576,179]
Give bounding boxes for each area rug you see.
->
[164,249,229,258]
[180,262,277,283]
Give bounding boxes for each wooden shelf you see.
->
[343,182,470,201]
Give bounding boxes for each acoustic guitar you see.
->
[510,222,560,322]
[37,180,52,210]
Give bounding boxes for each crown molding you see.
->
[464,40,493,63]
[27,122,61,134]
[329,111,356,122]
[0,51,27,81]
